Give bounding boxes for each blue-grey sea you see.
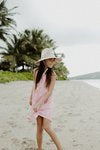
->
[82,79,100,90]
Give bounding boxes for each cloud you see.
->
[7,0,100,45]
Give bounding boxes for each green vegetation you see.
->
[0,71,33,83]
[0,69,68,83]
[0,29,57,72]
[0,0,17,41]
[0,0,70,83]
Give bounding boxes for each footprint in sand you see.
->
[67,112,73,116]
[57,124,66,128]
[72,140,83,148]
[72,139,77,142]
[20,137,36,150]
[63,110,68,113]
[9,116,14,120]
[79,119,87,123]
[7,120,17,128]
[54,127,62,132]
[89,116,94,120]
[46,141,53,146]
[72,143,83,147]
[68,113,81,117]
[1,130,11,137]
[11,137,20,145]
[69,128,76,132]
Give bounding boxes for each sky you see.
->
[6,0,100,77]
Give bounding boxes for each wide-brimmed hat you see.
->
[35,48,62,65]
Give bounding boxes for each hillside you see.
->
[69,71,100,80]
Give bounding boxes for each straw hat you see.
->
[35,48,62,65]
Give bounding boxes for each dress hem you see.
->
[35,114,52,122]
[27,112,52,123]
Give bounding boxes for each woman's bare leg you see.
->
[36,116,43,150]
[43,118,63,150]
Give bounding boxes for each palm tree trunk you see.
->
[22,65,24,70]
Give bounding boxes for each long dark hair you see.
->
[34,60,54,90]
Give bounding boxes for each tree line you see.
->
[0,0,69,79]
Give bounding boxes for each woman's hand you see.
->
[33,100,43,112]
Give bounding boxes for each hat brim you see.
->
[35,57,62,65]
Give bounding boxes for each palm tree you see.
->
[19,29,60,63]
[0,33,35,71]
[0,34,20,71]
[0,0,17,41]
[19,29,66,75]
[0,29,66,75]
[54,61,69,80]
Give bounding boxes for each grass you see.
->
[0,70,67,83]
[0,71,34,83]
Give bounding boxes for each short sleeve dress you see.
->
[27,68,57,123]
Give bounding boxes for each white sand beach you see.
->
[0,80,100,150]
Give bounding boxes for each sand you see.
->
[0,80,100,150]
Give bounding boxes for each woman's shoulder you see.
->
[33,67,38,73]
[52,70,58,80]
[33,67,39,80]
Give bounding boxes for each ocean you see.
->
[82,79,100,90]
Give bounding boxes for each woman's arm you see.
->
[38,72,57,104]
[33,71,57,111]
[30,68,38,98]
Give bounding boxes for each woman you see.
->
[28,48,63,150]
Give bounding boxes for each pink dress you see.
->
[27,68,56,123]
